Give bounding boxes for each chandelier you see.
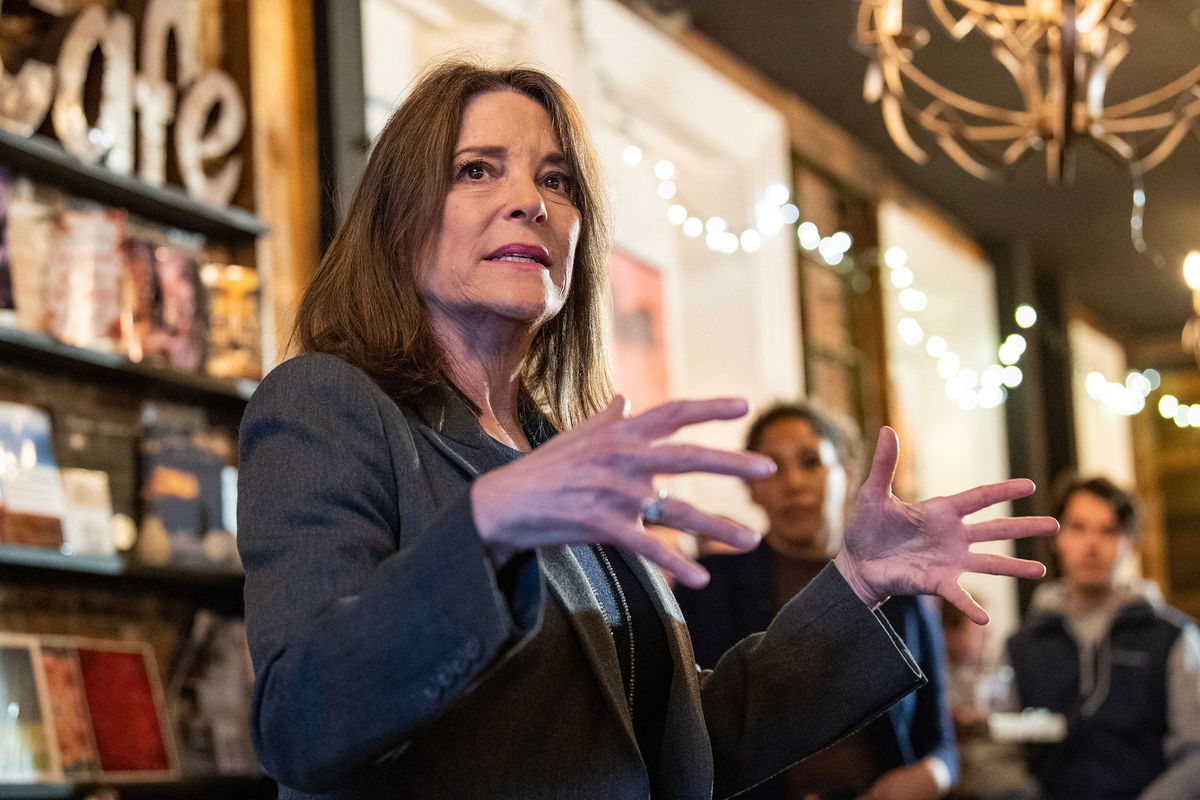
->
[855,0,1200,183]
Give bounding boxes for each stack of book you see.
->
[0,168,261,381]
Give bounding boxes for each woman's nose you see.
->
[780,465,810,489]
[505,176,548,223]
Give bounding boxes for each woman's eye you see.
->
[543,172,574,192]
[456,161,490,181]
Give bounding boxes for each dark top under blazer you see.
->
[675,544,959,799]
[237,353,925,799]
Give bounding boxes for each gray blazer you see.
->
[238,353,923,799]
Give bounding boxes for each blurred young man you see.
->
[1006,477,1200,800]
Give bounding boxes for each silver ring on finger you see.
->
[640,488,669,526]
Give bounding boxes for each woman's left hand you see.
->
[833,427,1057,624]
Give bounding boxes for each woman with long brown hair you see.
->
[237,60,1055,799]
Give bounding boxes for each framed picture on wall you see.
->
[609,249,669,414]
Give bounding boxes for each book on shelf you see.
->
[200,262,262,381]
[142,232,209,374]
[0,633,60,783]
[39,641,101,778]
[0,401,66,550]
[59,469,117,558]
[72,637,181,782]
[39,635,181,783]
[168,611,257,777]
[138,403,238,570]
[0,167,15,326]
[5,177,61,335]
[43,202,127,353]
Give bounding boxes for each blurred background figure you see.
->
[1005,477,1200,800]
[940,600,1032,800]
[676,402,958,800]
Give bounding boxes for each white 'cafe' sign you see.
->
[0,0,247,208]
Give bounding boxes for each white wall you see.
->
[1068,318,1137,488]
[359,0,801,529]
[878,201,1019,653]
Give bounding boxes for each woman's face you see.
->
[748,417,849,557]
[420,90,581,332]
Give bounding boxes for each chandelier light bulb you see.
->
[1015,304,1038,328]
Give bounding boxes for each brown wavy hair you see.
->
[293,60,612,429]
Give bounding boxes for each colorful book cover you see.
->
[74,638,179,781]
[0,401,66,550]
[200,262,261,380]
[142,234,208,373]
[0,634,60,783]
[43,203,127,352]
[6,178,60,333]
[139,403,235,568]
[120,235,159,364]
[39,643,100,778]
[59,468,117,557]
[54,398,141,524]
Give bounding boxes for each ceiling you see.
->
[639,0,1200,340]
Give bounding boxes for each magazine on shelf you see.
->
[0,633,60,783]
[0,401,66,550]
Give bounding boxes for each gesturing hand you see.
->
[471,395,776,588]
[832,427,1057,624]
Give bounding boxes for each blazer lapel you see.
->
[539,545,637,745]
[401,393,642,758]
[409,393,521,478]
[615,550,714,800]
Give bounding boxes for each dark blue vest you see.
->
[1007,601,1187,800]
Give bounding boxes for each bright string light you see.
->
[884,246,908,270]
[1015,304,1038,328]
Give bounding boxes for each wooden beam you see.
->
[249,0,321,366]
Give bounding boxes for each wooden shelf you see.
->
[0,130,268,241]
[0,326,256,407]
[0,774,274,799]
[0,546,245,607]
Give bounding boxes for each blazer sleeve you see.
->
[699,563,925,799]
[908,596,960,783]
[238,355,542,793]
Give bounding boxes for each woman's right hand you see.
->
[470,395,776,588]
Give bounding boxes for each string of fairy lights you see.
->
[619,143,800,256]
[564,0,1199,423]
